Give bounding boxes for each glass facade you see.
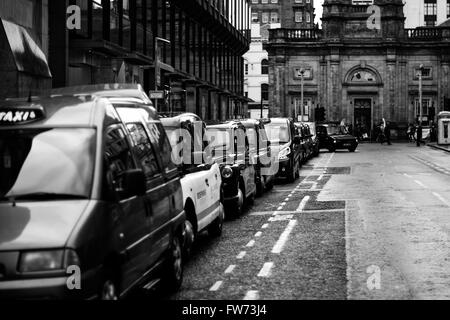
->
[62,0,250,119]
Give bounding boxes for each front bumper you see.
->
[333,141,358,149]
[0,268,100,300]
[276,158,293,177]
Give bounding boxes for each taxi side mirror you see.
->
[122,169,146,197]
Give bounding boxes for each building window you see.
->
[424,2,437,15]
[252,12,259,22]
[414,67,433,79]
[293,67,313,80]
[252,0,258,3]
[261,84,269,101]
[261,59,269,74]
[295,0,302,3]
[262,0,268,3]
[271,0,278,3]
[262,12,269,23]
[349,70,376,83]
[245,61,249,75]
[415,98,432,117]
[295,11,303,23]
[447,0,450,17]
[270,12,279,23]
[306,13,311,23]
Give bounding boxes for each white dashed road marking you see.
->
[237,251,246,259]
[243,290,260,300]
[272,220,297,254]
[296,196,311,212]
[210,281,223,292]
[255,231,262,237]
[414,180,427,188]
[433,192,450,207]
[261,224,269,229]
[257,262,274,278]
[224,265,236,274]
[246,240,255,248]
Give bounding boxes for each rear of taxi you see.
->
[0,95,110,299]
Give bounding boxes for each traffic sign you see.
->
[149,90,164,99]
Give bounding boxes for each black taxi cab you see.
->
[205,121,256,217]
[263,118,303,183]
[241,119,276,196]
[0,86,185,299]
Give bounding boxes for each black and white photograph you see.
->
[1,0,450,310]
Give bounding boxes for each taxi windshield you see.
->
[265,123,291,144]
[326,125,348,136]
[0,128,96,201]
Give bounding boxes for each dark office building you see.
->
[0,0,52,98]
[46,0,250,120]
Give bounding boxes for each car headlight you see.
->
[278,147,291,160]
[333,140,337,144]
[221,166,233,179]
[19,249,80,273]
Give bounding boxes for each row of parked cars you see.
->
[0,84,352,300]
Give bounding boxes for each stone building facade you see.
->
[266,0,450,138]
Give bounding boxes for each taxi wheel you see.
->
[287,165,296,183]
[183,220,195,259]
[99,270,120,300]
[296,164,301,179]
[235,187,245,216]
[265,179,274,191]
[163,235,183,291]
[348,147,356,153]
[209,204,224,237]
[328,147,336,153]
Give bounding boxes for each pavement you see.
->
[153,143,450,300]
[428,143,450,153]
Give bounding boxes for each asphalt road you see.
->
[165,142,450,300]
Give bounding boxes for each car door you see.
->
[145,120,183,258]
[243,131,256,198]
[103,125,150,290]
[124,121,169,268]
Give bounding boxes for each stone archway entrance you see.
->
[354,98,373,141]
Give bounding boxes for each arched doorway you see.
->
[344,66,383,141]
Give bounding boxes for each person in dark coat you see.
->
[385,121,392,145]
[416,122,422,147]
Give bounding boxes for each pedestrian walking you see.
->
[416,122,422,147]
[385,121,392,145]
[407,123,415,142]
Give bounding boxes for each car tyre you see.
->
[163,235,183,292]
[348,147,356,152]
[183,219,195,259]
[287,165,297,183]
[99,269,120,300]
[209,204,225,237]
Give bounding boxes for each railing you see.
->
[268,27,450,43]
[405,27,450,40]
[269,28,323,42]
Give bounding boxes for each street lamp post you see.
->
[299,68,305,122]
[154,37,171,111]
[417,64,424,147]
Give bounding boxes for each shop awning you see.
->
[1,19,52,78]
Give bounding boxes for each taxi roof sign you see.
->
[0,105,45,125]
